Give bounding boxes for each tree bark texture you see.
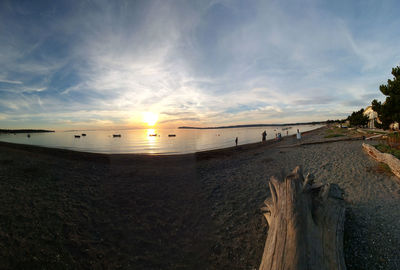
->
[259,166,346,270]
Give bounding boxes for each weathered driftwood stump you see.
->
[259,167,346,270]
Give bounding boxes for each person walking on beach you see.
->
[296,129,301,140]
[235,137,238,147]
[262,131,267,142]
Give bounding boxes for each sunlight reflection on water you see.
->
[0,125,323,154]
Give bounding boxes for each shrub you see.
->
[387,132,400,149]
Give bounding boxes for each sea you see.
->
[0,124,323,155]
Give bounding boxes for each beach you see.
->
[0,126,399,269]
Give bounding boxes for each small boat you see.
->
[282,127,292,131]
[168,134,176,137]
[81,133,86,136]
[74,135,80,138]
[149,134,157,137]
[27,134,30,138]
[113,134,121,138]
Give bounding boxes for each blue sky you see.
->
[1,0,400,129]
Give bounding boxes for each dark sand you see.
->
[0,127,399,269]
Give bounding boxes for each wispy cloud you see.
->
[0,79,23,84]
[0,0,399,129]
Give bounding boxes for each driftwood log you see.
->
[259,167,346,270]
[363,143,400,180]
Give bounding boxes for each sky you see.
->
[1,0,400,130]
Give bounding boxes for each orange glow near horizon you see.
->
[142,112,158,126]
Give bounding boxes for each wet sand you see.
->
[0,127,399,269]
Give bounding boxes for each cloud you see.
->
[1,0,400,129]
[0,79,23,84]
[159,117,201,124]
[292,96,334,106]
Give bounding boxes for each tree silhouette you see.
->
[347,108,369,127]
[372,65,400,129]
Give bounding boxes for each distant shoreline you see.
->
[178,121,326,130]
[0,129,54,134]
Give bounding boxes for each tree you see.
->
[347,108,369,127]
[372,65,400,130]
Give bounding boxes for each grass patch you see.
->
[374,144,400,160]
[324,134,345,138]
[325,126,349,138]
[364,130,387,134]
[325,126,364,138]
[327,127,345,134]
[376,162,392,174]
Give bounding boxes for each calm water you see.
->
[0,125,323,154]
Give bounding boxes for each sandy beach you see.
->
[0,126,399,269]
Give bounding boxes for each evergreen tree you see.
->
[372,65,400,130]
[347,108,369,127]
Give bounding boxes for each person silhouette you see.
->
[235,137,238,147]
[262,131,267,142]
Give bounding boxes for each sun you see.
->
[142,112,158,126]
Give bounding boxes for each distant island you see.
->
[0,129,55,134]
[179,121,327,129]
